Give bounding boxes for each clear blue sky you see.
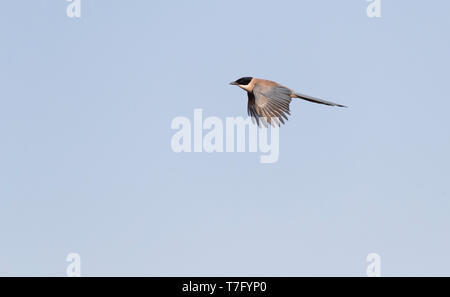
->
[1,0,449,276]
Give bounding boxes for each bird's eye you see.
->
[236,77,252,85]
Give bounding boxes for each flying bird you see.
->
[230,77,346,126]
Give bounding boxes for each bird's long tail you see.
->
[293,92,347,108]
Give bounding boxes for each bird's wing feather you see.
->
[247,92,260,126]
[248,85,292,126]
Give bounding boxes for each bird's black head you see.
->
[230,77,253,86]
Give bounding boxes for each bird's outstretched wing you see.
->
[248,85,292,127]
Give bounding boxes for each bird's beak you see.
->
[229,81,238,86]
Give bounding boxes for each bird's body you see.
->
[230,77,346,126]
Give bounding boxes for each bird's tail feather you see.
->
[294,92,347,108]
